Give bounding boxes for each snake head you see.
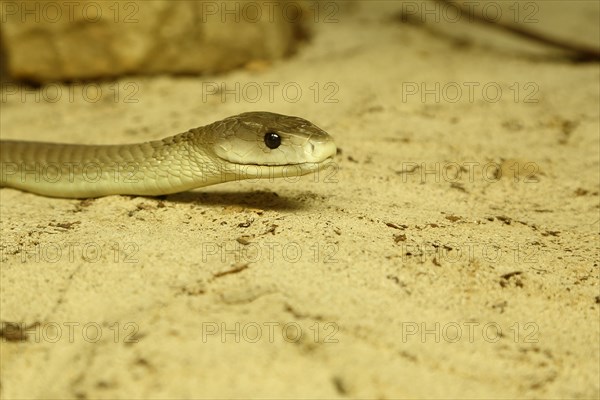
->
[202,112,337,179]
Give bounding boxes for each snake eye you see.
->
[264,131,281,149]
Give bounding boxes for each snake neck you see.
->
[0,130,221,198]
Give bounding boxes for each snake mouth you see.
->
[245,156,335,168]
[222,157,336,181]
[235,156,334,168]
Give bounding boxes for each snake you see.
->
[0,112,336,198]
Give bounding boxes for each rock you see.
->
[0,1,310,83]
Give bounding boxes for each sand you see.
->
[1,1,599,398]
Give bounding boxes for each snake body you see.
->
[0,112,336,198]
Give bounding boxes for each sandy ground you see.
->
[1,1,599,399]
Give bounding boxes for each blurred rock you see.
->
[0,0,311,83]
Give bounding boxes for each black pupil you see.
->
[264,132,281,149]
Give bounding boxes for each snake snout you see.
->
[309,139,337,163]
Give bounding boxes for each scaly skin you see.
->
[0,112,337,198]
